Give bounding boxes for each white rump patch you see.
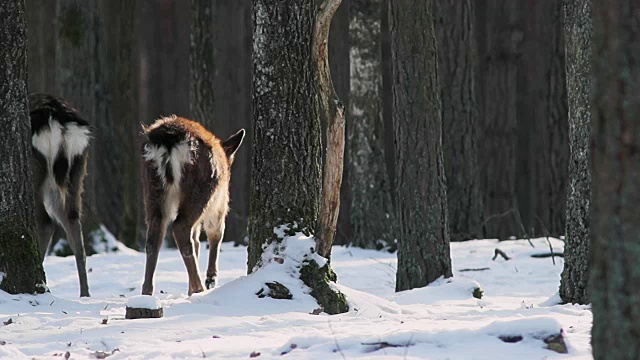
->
[63,122,91,158]
[32,116,63,164]
[143,139,193,187]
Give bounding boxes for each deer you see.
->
[140,115,244,296]
[28,93,91,297]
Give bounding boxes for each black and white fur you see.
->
[29,93,91,297]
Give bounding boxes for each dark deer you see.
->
[140,116,244,295]
[29,93,91,297]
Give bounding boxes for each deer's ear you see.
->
[222,129,245,163]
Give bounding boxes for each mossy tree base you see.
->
[299,259,348,315]
[0,221,47,294]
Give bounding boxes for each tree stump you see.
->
[125,295,163,319]
[125,307,163,319]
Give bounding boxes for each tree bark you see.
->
[591,2,640,358]
[0,0,47,294]
[95,0,140,248]
[434,0,483,241]
[248,0,348,314]
[559,0,591,305]
[314,0,345,258]
[25,0,57,94]
[190,0,215,128]
[248,0,322,271]
[478,0,523,239]
[343,0,396,250]
[390,0,452,292]
[517,0,568,237]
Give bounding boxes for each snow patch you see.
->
[127,295,162,310]
[395,277,483,305]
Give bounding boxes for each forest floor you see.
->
[0,237,591,359]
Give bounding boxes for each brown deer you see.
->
[140,116,244,295]
[29,93,91,297]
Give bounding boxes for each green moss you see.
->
[299,259,348,315]
[58,5,85,47]
[0,220,47,294]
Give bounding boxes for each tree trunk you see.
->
[95,0,140,248]
[248,0,322,271]
[212,0,252,245]
[517,0,568,237]
[343,0,395,250]
[55,0,103,246]
[559,0,591,305]
[314,0,346,258]
[390,0,452,292]
[190,0,215,128]
[332,0,352,247]
[25,0,57,94]
[591,2,640,358]
[478,0,522,239]
[0,0,47,294]
[248,0,347,314]
[434,0,483,242]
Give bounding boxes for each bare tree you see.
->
[0,0,47,294]
[591,1,640,358]
[435,0,483,241]
[25,0,57,94]
[190,0,215,128]
[248,0,347,314]
[559,0,591,305]
[390,0,452,291]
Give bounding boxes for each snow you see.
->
[126,295,161,310]
[0,237,592,359]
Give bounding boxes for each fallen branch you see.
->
[458,267,490,272]
[492,248,511,261]
[531,253,564,258]
[545,237,556,265]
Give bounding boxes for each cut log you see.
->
[125,307,163,319]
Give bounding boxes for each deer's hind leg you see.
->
[204,216,225,290]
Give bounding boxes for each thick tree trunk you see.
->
[0,0,47,294]
[189,0,215,128]
[559,0,591,305]
[212,0,252,245]
[25,0,57,94]
[390,0,452,292]
[248,0,347,314]
[248,0,322,271]
[434,0,483,242]
[478,0,522,239]
[344,0,395,249]
[517,0,568,237]
[95,0,140,248]
[591,2,640,358]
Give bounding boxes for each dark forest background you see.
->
[25,0,568,250]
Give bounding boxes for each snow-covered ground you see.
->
[0,237,592,359]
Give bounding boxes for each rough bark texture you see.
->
[381,0,395,211]
[477,0,523,239]
[212,0,252,245]
[189,0,215,128]
[517,0,568,237]
[248,0,322,271]
[0,0,47,294]
[314,0,346,258]
[345,0,396,249]
[559,0,591,305]
[390,0,452,292]
[434,0,483,241]
[25,0,57,94]
[95,0,140,248]
[591,2,640,358]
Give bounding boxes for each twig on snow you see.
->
[492,248,511,261]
